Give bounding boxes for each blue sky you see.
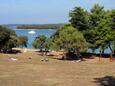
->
[0,0,115,24]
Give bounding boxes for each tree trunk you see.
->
[59,50,65,60]
[76,49,81,60]
[45,49,48,56]
[102,49,104,54]
[109,45,113,61]
[99,47,103,61]
[113,41,115,55]
[40,48,44,55]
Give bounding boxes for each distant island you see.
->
[17,24,65,29]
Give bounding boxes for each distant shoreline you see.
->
[16,24,64,29]
[13,28,56,30]
[12,48,39,52]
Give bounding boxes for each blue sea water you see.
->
[8,25,57,48]
[8,25,111,54]
[15,29,56,48]
[87,48,111,54]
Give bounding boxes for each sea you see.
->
[7,25,57,49]
[7,25,111,54]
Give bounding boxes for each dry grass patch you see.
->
[0,52,115,86]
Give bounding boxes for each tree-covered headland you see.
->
[33,4,115,60]
[17,24,64,29]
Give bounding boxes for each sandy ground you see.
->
[0,49,115,86]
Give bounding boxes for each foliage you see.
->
[111,10,115,30]
[0,26,18,49]
[32,35,47,51]
[51,24,88,52]
[85,5,106,51]
[110,10,115,52]
[90,4,105,27]
[44,38,52,51]
[18,36,28,48]
[6,36,18,48]
[69,4,115,53]
[106,10,115,52]
[69,7,89,32]
[17,24,64,29]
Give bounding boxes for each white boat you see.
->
[28,30,36,34]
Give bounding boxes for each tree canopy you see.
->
[69,7,89,32]
[18,36,28,48]
[0,26,18,49]
[69,4,115,54]
[51,24,88,52]
[32,35,47,51]
[0,25,28,51]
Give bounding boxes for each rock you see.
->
[41,58,49,62]
[10,58,18,61]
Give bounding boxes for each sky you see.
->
[0,0,115,24]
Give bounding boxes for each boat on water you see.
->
[28,30,36,34]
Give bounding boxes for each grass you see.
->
[0,51,115,86]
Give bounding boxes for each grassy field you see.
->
[0,51,115,86]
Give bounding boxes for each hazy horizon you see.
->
[0,0,115,24]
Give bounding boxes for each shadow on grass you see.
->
[94,76,115,86]
[0,49,21,54]
[36,51,115,61]
[11,50,22,54]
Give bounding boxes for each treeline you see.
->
[0,26,28,53]
[69,4,115,55]
[1,4,114,60]
[32,4,115,60]
[17,24,65,29]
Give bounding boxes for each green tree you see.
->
[6,36,18,48]
[69,4,115,56]
[69,4,105,53]
[44,38,52,50]
[92,9,115,55]
[69,7,89,32]
[18,36,28,48]
[110,10,115,54]
[110,10,115,30]
[86,4,105,52]
[0,26,18,49]
[32,35,47,52]
[90,4,105,27]
[105,10,115,54]
[52,25,88,58]
[43,38,52,55]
